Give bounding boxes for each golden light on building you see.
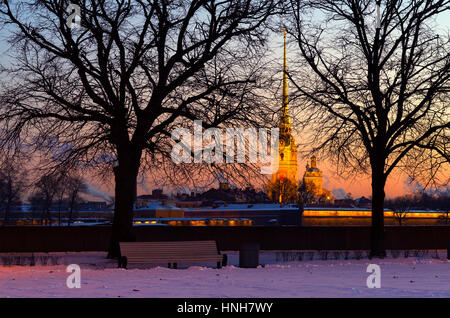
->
[302,155,333,200]
[301,209,446,219]
[268,30,299,203]
[303,156,323,196]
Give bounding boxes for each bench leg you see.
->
[173,263,177,269]
[217,261,221,269]
[168,263,171,268]
[120,256,127,269]
[222,254,228,267]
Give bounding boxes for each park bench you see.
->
[118,240,227,269]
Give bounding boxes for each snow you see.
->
[0,251,449,298]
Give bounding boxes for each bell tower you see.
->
[303,155,323,196]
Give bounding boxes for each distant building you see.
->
[333,199,356,208]
[355,196,372,208]
[136,189,167,202]
[303,156,322,196]
[78,201,107,211]
[177,182,270,206]
[151,189,166,200]
[302,156,333,202]
[175,201,203,208]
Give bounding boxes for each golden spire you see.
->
[283,29,288,109]
[281,29,291,131]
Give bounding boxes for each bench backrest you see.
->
[120,240,220,259]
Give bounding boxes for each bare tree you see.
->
[287,0,449,257]
[298,180,317,205]
[31,173,64,225]
[54,172,87,226]
[65,174,87,226]
[55,176,67,226]
[268,177,299,204]
[0,156,27,224]
[439,210,449,224]
[0,0,283,256]
[389,199,410,226]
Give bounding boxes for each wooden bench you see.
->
[118,241,227,269]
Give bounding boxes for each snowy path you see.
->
[0,254,449,297]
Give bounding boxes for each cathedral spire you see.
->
[268,30,298,204]
[283,29,288,111]
[281,29,291,131]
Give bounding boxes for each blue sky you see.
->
[0,5,448,66]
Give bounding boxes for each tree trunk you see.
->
[58,200,62,226]
[107,151,140,258]
[370,164,387,258]
[297,198,304,226]
[4,202,11,224]
[68,196,74,227]
[4,180,12,223]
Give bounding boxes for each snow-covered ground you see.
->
[0,251,448,298]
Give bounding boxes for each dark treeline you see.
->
[385,192,450,212]
[0,154,89,225]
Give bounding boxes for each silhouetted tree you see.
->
[31,173,64,225]
[0,157,27,224]
[391,199,410,226]
[268,177,299,204]
[65,175,87,226]
[298,180,316,205]
[0,0,283,256]
[287,0,449,257]
[439,210,449,225]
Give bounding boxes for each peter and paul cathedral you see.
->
[268,30,298,203]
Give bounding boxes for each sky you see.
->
[270,6,450,199]
[0,2,448,199]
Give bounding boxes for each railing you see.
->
[0,225,449,253]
